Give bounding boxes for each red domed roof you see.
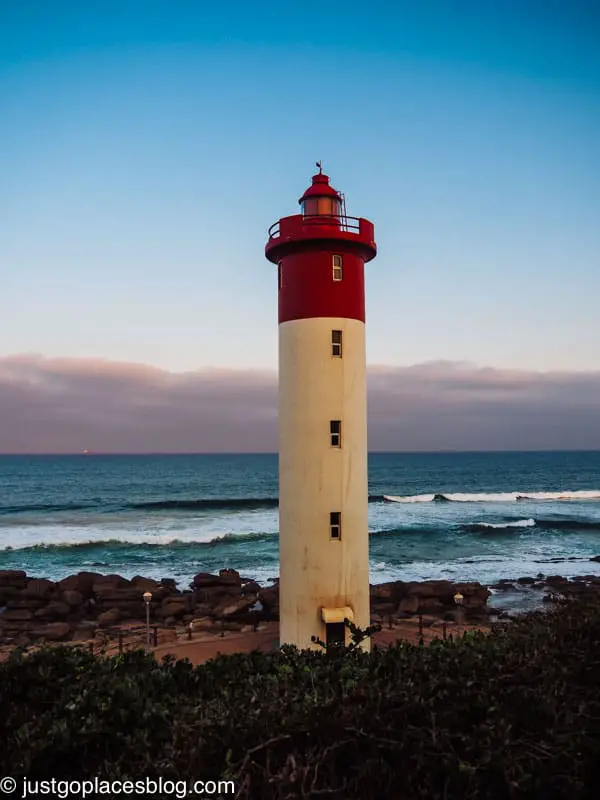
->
[298,172,341,204]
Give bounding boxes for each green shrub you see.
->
[1,596,599,798]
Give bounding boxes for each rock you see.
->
[399,596,419,614]
[370,582,402,601]
[258,585,279,612]
[71,621,98,640]
[92,575,131,593]
[455,582,491,605]
[93,585,140,603]
[58,572,100,598]
[0,570,27,586]
[214,594,257,619]
[164,616,177,626]
[419,598,447,613]
[190,617,215,632]
[23,578,56,599]
[34,601,70,620]
[34,622,72,642]
[517,577,536,585]
[0,609,33,621]
[160,599,189,619]
[192,572,222,588]
[218,568,241,586]
[0,620,34,635]
[241,580,261,595]
[131,575,161,591]
[590,556,600,563]
[6,597,46,610]
[404,580,454,600]
[0,587,21,605]
[62,590,85,608]
[97,608,121,627]
[160,578,178,591]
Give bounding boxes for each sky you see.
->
[1,1,599,452]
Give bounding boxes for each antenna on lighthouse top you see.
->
[316,161,323,174]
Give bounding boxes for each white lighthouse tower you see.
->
[265,166,377,650]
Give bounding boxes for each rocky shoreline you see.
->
[1,566,600,651]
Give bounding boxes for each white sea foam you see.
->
[475,518,536,529]
[384,490,600,504]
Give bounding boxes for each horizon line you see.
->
[1,449,600,457]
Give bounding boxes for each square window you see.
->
[332,254,343,281]
[330,511,341,540]
[331,329,343,357]
[330,420,341,447]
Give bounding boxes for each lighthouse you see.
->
[265,166,377,650]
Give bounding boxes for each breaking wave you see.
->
[1,496,387,515]
[384,490,600,504]
[466,519,537,531]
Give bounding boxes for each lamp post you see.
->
[453,592,464,625]
[143,592,152,650]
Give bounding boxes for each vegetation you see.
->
[1,596,599,798]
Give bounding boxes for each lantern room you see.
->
[299,166,342,217]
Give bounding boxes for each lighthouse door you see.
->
[325,622,345,648]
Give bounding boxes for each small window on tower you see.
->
[330,420,342,448]
[330,512,341,540]
[278,262,283,289]
[332,254,343,281]
[331,330,343,357]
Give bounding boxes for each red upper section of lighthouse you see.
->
[265,171,377,265]
[265,169,377,324]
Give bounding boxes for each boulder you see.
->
[590,555,600,563]
[160,599,189,619]
[214,594,258,619]
[0,570,27,586]
[218,568,241,586]
[241,580,261,595]
[258,585,279,613]
[403,580,454,600]
[58,572,101,598]
[192,572,223,588]
[92,575,131,592]
[0,587,21,605]
[62,590,85,608]
[97,608,121,627]
[131,575,161,591]
[517,577,536,585]
[71,621,98,641]
[190,617,216,632]
[0,608,33,621]
[398,596,419,615]
[6,597,46,610]
[34,601,71,620]
[94,586,148,602]
[23,578,56,599]
[370,582,402,602]
[34,622,72,642]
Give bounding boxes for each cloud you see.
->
[0,354,599,453]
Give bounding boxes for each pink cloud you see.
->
[1,355,599,453]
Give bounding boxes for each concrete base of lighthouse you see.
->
[278,316,370,651]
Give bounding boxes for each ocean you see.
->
[1,452,600,608]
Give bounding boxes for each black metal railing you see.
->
[268,215,362,240]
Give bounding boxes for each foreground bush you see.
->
[1,596,599,799]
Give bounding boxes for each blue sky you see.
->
[1,0,599,373]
